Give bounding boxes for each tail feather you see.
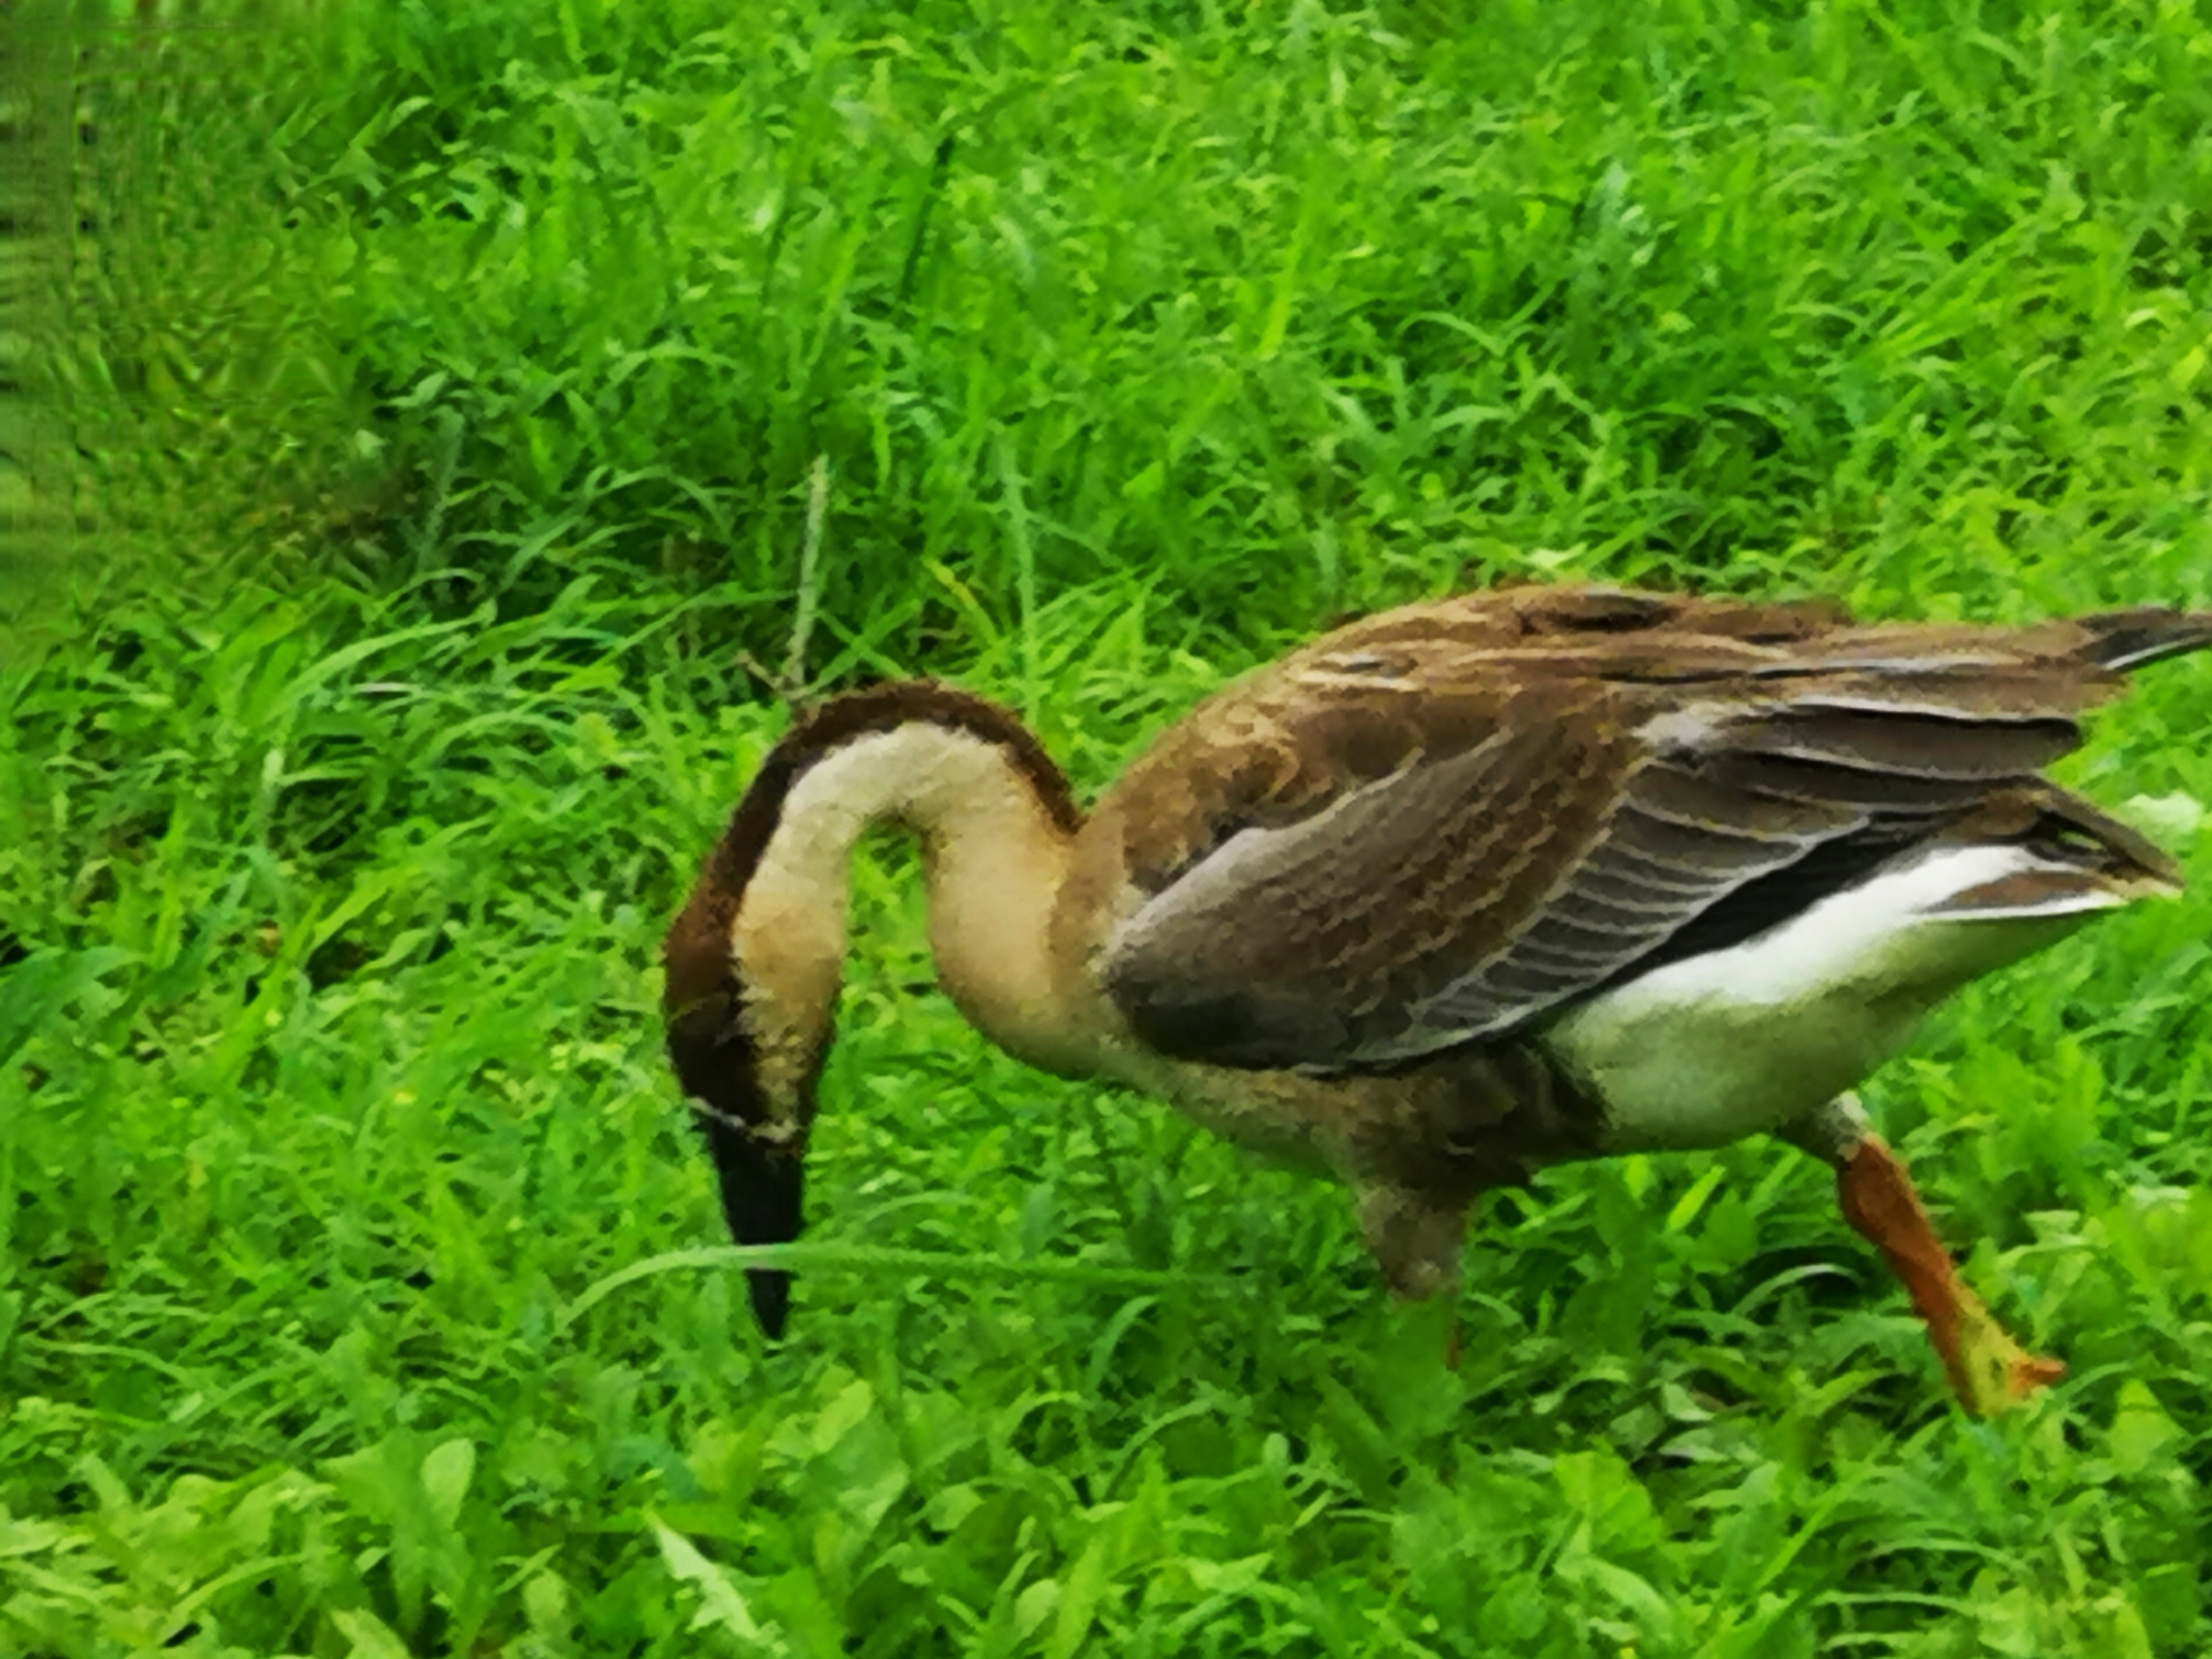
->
[2077,607,2212,672]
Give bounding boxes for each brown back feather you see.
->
[1097,586,2211,1071]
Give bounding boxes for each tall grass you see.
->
[5,1,2212,1654]
[64,0,2212,642]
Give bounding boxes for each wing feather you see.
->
[1094,586,2160,1073]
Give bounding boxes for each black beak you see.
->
[697,1111,806,1338]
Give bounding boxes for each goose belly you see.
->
[1537,846,2115,1153]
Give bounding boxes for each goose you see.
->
[661,583,2211,1415]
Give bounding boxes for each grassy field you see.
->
[6,0,2212,1654]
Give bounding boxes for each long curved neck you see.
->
[739,718,1084,1073]
[662,687,1086,1336]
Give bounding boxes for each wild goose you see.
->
[663,583,2211,1415]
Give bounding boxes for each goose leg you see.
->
[1355,1183,1470,1368]
[1783,1094,2063,1416]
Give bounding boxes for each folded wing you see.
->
[1097,590,2154,1071]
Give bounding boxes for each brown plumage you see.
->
[662,583,2211,1412]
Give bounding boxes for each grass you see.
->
[59,0,2212,634]
[5,0,2212,1654]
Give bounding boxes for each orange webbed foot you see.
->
[1946,1279,2065,1415]
[1835,1134,2062,1418]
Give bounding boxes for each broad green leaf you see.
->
[419,1437,475,1532]
[2108,1380,2180,1475]
[331,1608,413,1659]
[651,1513,777,1649]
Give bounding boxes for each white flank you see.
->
[1540,844,2126,1151]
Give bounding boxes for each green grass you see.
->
[7,0,2212,1654]
[64,0,2212,635]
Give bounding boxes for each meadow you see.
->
[3,0,2212,1653]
